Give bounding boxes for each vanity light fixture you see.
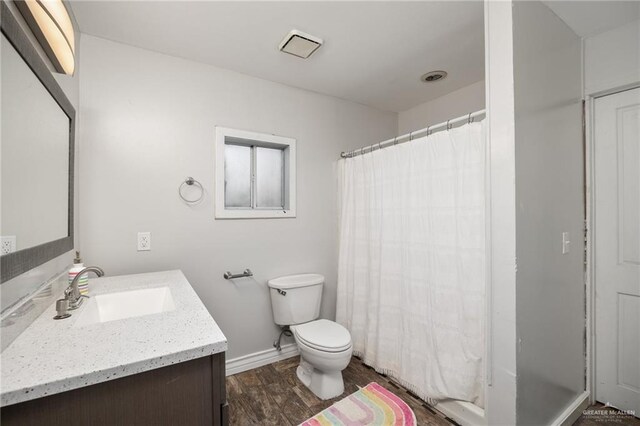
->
[279,29,323,59]
[15,0,76,75]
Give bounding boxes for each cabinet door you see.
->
[2,354,227,426]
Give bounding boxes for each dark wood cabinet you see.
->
[1,353,227,426]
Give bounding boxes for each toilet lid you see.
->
[293,319,352,352]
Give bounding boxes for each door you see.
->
[595,87,640,415]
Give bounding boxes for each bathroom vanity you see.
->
[0,270,228,426]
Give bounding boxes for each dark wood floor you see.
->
[228,357,640,426]
[227,356,456,425]
[574,403,640,426]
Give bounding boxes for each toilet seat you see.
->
[293,319,352,353]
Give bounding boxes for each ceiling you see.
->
[68,1,485,113]
[544,1,640,37]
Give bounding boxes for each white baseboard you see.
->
[226,343,299,376]
[551,391,590,426]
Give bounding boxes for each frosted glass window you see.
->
[224,144,251,208]
[216,127,295,219]
[256,147,284,208]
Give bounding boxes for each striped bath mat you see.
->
[300,382,416,426]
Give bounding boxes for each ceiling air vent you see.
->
[421,70,448,83]
[279,30,323,59]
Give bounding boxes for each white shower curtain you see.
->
[336,120,485,406]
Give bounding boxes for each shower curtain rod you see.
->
[340,109,486,159]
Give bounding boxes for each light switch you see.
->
[562,232,570,254]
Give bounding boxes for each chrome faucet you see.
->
[65,266,104,310]
[54,266,105,320]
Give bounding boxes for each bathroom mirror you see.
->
[0,2,75,283]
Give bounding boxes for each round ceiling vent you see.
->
[421,71,448,83]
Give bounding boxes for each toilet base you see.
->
[296,359,345,400]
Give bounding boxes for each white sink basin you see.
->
[74,287,176,326]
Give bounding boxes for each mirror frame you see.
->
[1,1,75,283]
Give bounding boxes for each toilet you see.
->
[268,274,352,400]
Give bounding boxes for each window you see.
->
[215,127,296,219]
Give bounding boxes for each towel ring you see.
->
[178,177,204,204]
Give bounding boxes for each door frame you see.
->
[585,83,640,405]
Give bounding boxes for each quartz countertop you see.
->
[0,270,227,406]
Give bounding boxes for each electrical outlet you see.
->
[562,232,570,254]
[137,232,151,251]
[1,236,16,255]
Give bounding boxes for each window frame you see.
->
[215,126,296,219]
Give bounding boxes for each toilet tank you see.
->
[268,274,324,326]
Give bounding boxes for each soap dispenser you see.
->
[69,251,89,296]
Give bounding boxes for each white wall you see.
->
[78,35,397,360]
[398,80,485,134]
[484,2,585,424]
[584,19,640,95]
[512,2,585,425]
[1,1,81,313]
